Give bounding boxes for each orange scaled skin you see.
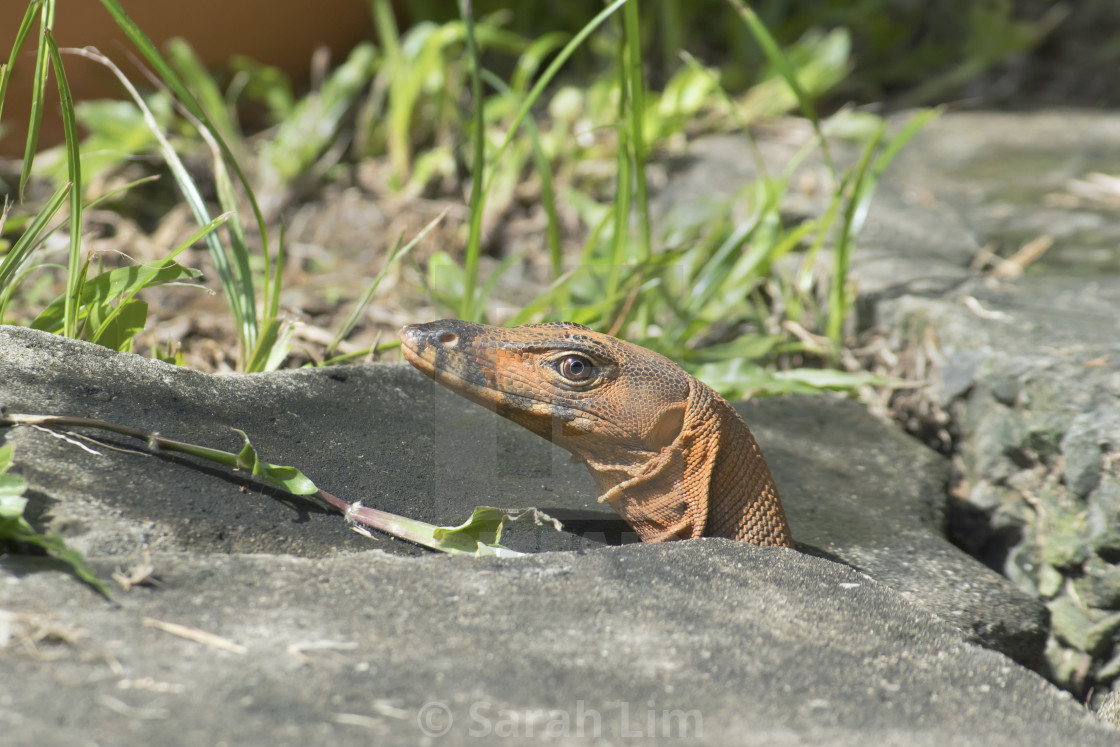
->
[400,320,794,547]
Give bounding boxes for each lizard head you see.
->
[399,318,693,468]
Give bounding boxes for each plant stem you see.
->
[458,0,486,322]
[0,412,525,556]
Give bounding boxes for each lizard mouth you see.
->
[398,325,436,373]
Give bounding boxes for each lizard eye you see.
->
[556,355,593,382]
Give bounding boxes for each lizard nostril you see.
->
[438,332,458,345]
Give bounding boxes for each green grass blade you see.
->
[458,0,487,322]
[329,208,447,355]
[244,222,288,372]
[262,43,376,188]
[608,133,631,302]
[382,22,439,183]
[486,0,628,193]
[858,108,943,235]
[0,180,70,294]
[97,0,271,278]
[67,46,257,361]
[622,0,650,264]
[679,50,770,181]
[166,38,243,151]
[606,12,632,304]
[0,174,158,320]
[727,0,835,176]
[0,261,57,325]
[45,32,83,338]
[510,31,569,97]
[0,0,43,127]
[369,0,401,59]
[463,0,630,308]
[267,221,284,320]
[480,70,562,277]
[827,123,884,344]
[202,123,258,352]
[825,108,940,344]
[84,173,161,207]
[19,0,53,200]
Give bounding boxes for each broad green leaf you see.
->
[680,334,784,365]
[17,531,111,597]
[0,444,14,477]
[432,506,563,555]
[233,430,318,495]
[91,299,148,351]
[770,368,907,391]
[0,444,109,597]
[0,446,28,513]
[31,261,200,333]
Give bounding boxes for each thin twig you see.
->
[142,617,246,654]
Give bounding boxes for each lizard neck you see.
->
[704,391,794,547]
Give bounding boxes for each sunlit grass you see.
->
[0,0,944,395]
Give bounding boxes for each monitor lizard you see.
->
[400,319,794,547]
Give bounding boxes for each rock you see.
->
[988,494,1034,538]
[935,348,988,405]
[4,541,1113,746]
[1044,637,1095,697]
[1097,688,1120,729]
[1048,596,1120,658]
[746,396,1047,666]
[655,109,1120,709]
[0,326,1048,664]
[1089,476,1120,558]
[1037,563,1064,598]
[845,111,1120,702]
[1037,497,1089,570]
[1063,410,1120,499]
[1004,541,1041,599]
[1073,556,1120,611]
[1099,652,1120,685]
[1,327,1097,744]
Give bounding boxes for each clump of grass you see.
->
[426,0,933,396]
[1,1,276,368]
[1,0,937,396]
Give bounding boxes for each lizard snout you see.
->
[399,320,477,355]
[399,320,488,379]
